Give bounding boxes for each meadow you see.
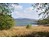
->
[0,25,49,37]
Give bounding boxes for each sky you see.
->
[11,3,42,19]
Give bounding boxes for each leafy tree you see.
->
[32,3,49,18]
[0,3,19,15]
[0,14,14,30]
[38,19,49,25]
[32,3,49,25]
[0,3,18,30]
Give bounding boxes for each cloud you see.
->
[12,5,39,19]
[12,4,23,10]
[24,7,33,13]
[12,11,34,19]
[12,9,38,19]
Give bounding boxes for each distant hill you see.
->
[15,18,37,22]
[14,18,38,26]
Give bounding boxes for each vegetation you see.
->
[0,3,49,37]
[0,26,49,37]
[32,3,49,25]
[0,3,15,30]
[0,14,14,30]
[32,3,49,18]
[38,19,49,25]
[26,24,32,29]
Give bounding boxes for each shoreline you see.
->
[15,25,49,27]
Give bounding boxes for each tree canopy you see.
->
[32,3,49,18]
[0,3,19,30]
[0,3,19,15]
[32,3,49,24]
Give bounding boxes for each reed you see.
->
[0,26,49,37]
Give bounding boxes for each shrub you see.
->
[0,14,14,30]
[38,18,49,25]
[26,24,32,29]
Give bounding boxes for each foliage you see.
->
[32,3,49,24]
[38,18,49,25]
[0,14,15,30]
[0,3,19,15]
[26,24,32,29]
[0,3,17,30]
[32,3,49,18]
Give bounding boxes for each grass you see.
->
[0,25,49,37]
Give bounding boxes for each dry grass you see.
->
[0,25,49,37]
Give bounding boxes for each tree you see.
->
[0,3,19,15]
[38,19,49,25]
[32,3,49,25]
[0,3,18,30]
[32,3,49,18]
[0,14,15,30]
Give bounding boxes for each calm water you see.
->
[15,20,38,26]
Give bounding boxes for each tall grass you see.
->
[0,26,49,37]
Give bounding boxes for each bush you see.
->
[0,14,14,30]
[38,18,49,25]
[26,24,32,29]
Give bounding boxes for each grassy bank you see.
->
[0,26,49,37]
